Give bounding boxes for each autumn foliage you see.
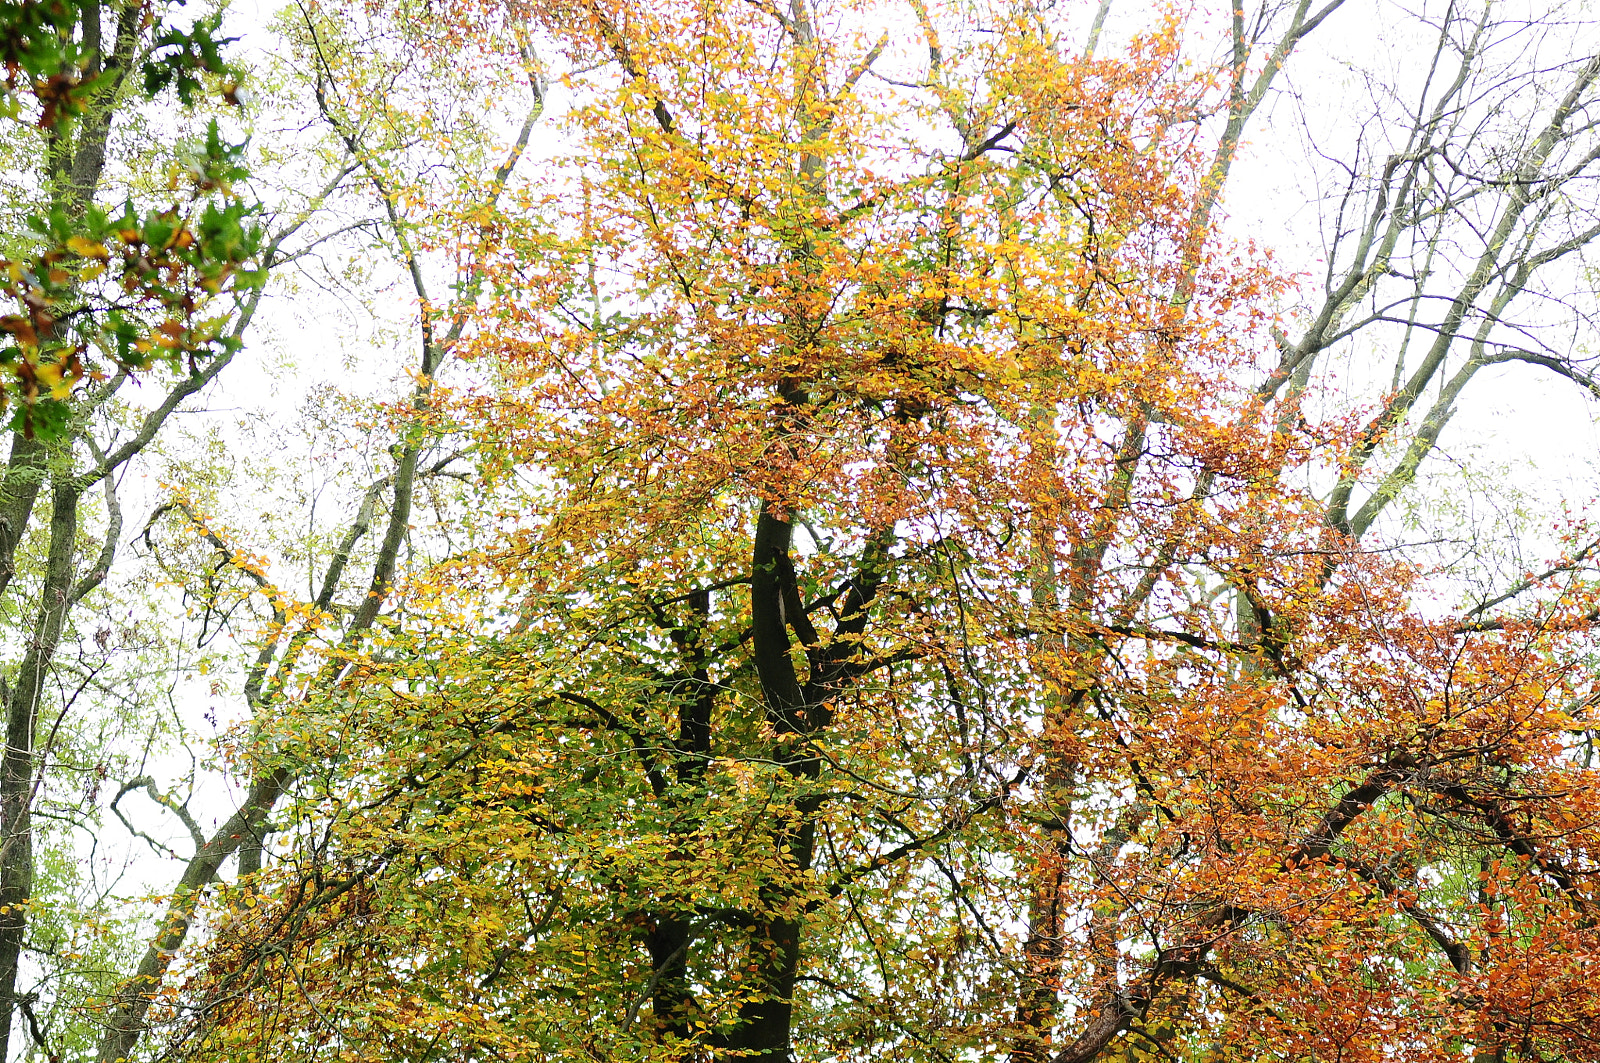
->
[155,1,1600,1062]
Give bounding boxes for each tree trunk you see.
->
[726,509,819,1063]
[0,480,81,1058]
[95,767,289,1062]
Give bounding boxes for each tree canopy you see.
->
[3,0,1600,1062]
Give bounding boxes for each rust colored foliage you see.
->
[165,1,1600,1062]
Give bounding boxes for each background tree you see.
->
[72,2,551,1060]
[0,1,274,1056]
[0,0,489,1056]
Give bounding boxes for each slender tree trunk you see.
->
[1013,854,1071,1063]
[647,589,714,1045]
[95,767,289,1062]
[1013,484,1079,1063]
[0,683,27,1063]
[0,435,46,600]
[0,480,81,1058]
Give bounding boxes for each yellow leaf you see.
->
[66,236,109,259]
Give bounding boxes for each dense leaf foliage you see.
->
[2,0,1599,1061]
[140,2,1600,1063]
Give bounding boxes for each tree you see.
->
[112,0,1600,1062]
[0,2,275,1057]
[74,2,551,1060]
[0,0,469,1056]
